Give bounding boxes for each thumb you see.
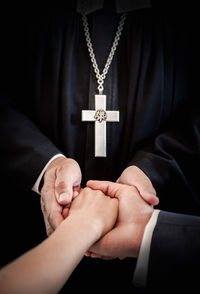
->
[55,176,73,205]
[132,180,159,206]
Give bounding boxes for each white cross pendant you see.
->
[82,95,120,157]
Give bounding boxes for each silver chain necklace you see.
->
[81,13,126,158]
[82,13,126,94]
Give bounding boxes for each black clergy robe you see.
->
[0,1,199,292]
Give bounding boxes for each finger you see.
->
[85,251,110,259]
[72,185,80,199]
[48,209,64,230]
[90,253,115,260]
[117,170,159,206]
[55,177,73,205]
[87,180,121,198]
[46,227,54,236]
[44,217,54,236]
[41,185,65,229]
[134,182,159,206]
[62,206,70,219]
[41,195,54,236]
[55,161,82,205]
[140,192,159,206]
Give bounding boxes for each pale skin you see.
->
[0,181,155,293]
[41,157,158,236]
[86,181,154,259]
[0,187,118,294]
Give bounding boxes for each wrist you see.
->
[63,213,102,245]
[46,156,68,172]
[32,153,66,194]
[130,208,154,258]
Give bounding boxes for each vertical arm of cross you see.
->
[95,95,107,157]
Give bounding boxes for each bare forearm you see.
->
[0,215,99,294]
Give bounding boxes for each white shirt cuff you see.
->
[133,209,160,287]
[32,154,66,194]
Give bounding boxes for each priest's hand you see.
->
[117,165,159,206]
[85,180,153,259]
[41,157,82,236]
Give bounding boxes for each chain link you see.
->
[82,13,126,94]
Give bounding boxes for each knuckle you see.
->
[47,210,60,229]
[41,185,51,197]
[40,201,45,214]
[46,227,53,236]
[40,197,48,214]
[47,213,53,227]
[55,180,67,190]
[56,165,64,174]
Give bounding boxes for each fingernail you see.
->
[154,196,159,205]
[59,193,71,203]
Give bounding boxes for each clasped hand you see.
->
[41,157,158,259]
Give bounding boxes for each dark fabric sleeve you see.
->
[127,11,200,215]
[0,106,62,191]
[128,103,200,215]
[0,11,63,192]
[147,210,200,288]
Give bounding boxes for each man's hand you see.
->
[86,180,154,259]
[117,165,159,206]
[41,157,82,236]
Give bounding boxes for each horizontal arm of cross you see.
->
[82,110,96,121]
[82,110,119,122]
[106,111,120,122]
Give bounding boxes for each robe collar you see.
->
[77,0,151,15]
